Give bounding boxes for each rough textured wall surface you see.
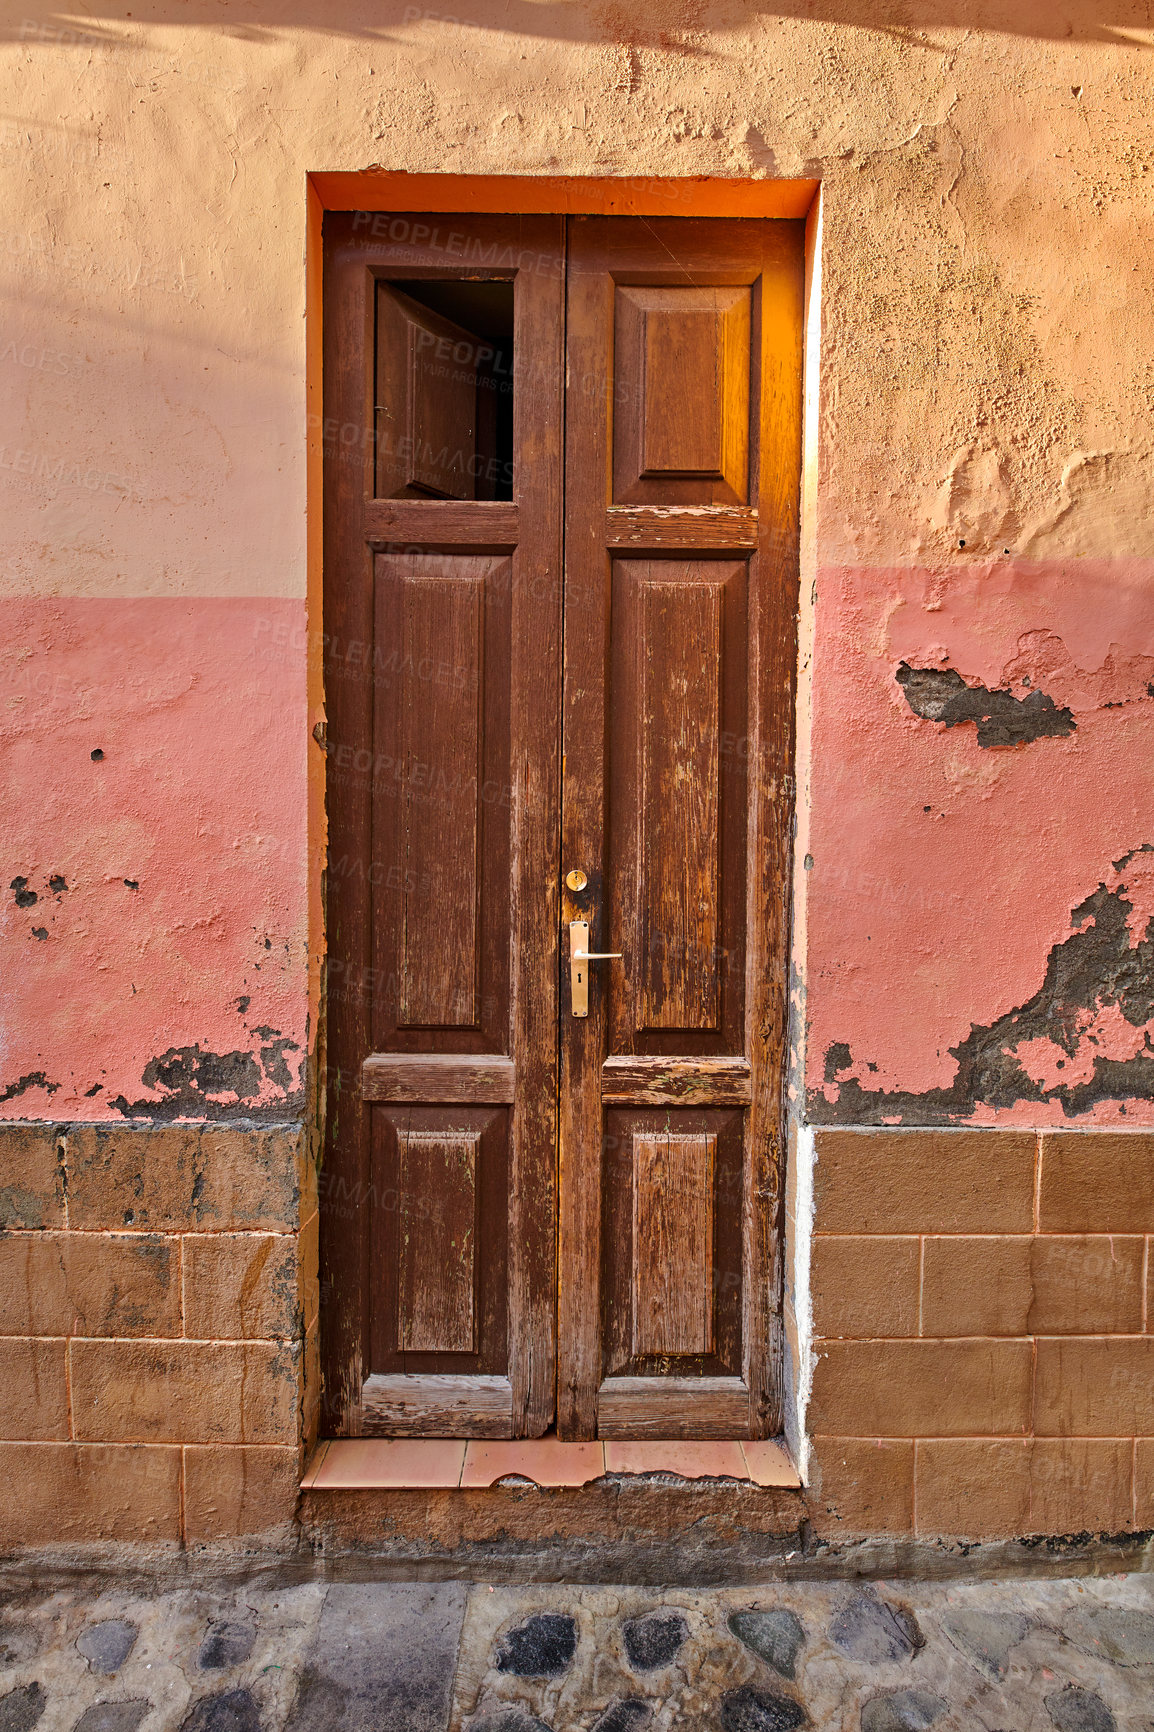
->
[1,0,1153,1549]
[2,0,1153,1124]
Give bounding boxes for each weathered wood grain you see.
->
[362,1053,516,1102]
[631,1131,715,1357]
[605,506,757,550]
[398,1130,478,1353]
[363,498,519,546]
[597,1375,750,1440]
[601,1055,752,1105]
[361,1373,514,1438]
[559,218,803,1440]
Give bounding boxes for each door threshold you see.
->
[301,1436,799,1492]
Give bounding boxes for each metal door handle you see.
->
[569,919,621,1018]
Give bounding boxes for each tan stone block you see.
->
[0,1338,69,1440]
[810,1236,919,1339]
[809,1338,1032,1437]
[915,1439,1031,1538]
[0,1443,181,1547]
[916,1438,1134,1540]
[1039,1133,1154,1233]
[70,1338,300,1444]
[921,1237,1032,1337]
[815,1130,1036,1235]
[182,1233,297,1340]
[1034,1336,1154,1435]
[1029,1438,1133,1535]
[808,1437,914,1537]
[0,1233,179,1337]
[183,1444,300,1541]
[65,1123,307,1233]
[0,1124,64,1229]
[1029,1236,1145,1335]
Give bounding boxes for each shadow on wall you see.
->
[4,0,1153,50]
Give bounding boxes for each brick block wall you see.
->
[807,1130,1154,1541]
[0,1122,317,1549]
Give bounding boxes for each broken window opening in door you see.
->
[375,278,514,502]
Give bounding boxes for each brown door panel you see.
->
[558,217,804,1440]
[321,213,563,1439]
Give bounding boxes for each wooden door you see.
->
[321,214,564,1437]
[321,211,803,1444]
[557,218,804,1439]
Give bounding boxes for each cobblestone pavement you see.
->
[1,1573,1152,1730]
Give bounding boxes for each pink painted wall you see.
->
[804,562,1154,1124]
[0,599,308,1120]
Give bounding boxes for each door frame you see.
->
[309,174,820,1445]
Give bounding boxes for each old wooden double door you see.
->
[322,211,803,1441]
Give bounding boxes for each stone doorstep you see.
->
[301,1436,801,1491]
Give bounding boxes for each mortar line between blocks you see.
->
[64,1334,75,1441]
[917,1237,925,1337]
[1033,1131,1043,1236]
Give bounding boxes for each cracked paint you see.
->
[805,562,1154,1124]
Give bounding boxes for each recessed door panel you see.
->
[631,1130,715,1357]
[602,1107,743,1387]
[398,1128,479,1353]
[614,283,752,504]
[373,551,510,1048]
[397,562,484,1029]
[607,558,749,1051]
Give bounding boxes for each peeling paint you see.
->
[0,1072,59,1105]
[108,1041,303,1123]
[813,851,1154,1124]
[896,663,1076,748]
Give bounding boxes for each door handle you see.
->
[569,919,621,1019]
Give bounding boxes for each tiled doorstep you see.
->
[301,1436,800,1491]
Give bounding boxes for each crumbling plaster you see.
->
[1,2,1153,1120]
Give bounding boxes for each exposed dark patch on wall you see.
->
[823,1041,853,1083]
[896,663,1076,747]
[0,1071,60,1104]
[9,876,37,908]
[109,1038,302,1122]
[813,858,1154,1124]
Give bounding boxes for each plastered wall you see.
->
[3,1,1153,1125]
[2,0,1153,1547]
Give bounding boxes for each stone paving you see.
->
[0,1574,1152,1730]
